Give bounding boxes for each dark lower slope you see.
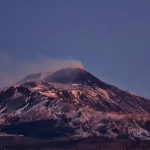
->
[2,120,74,138]
[1,115,150,140]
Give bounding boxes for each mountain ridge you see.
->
[0,68,150,141]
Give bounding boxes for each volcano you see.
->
[0,68,150,144]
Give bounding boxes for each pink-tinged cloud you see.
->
[0,53,84,88]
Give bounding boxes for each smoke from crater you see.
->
[0,54,84,88]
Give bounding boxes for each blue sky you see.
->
[0,0,150,97]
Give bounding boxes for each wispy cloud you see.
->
[0,53,84,88]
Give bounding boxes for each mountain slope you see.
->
[0,68,150,141]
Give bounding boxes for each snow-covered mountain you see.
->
[0,68,150,141]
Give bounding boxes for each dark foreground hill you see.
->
[0,136,150,150]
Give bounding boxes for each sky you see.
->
[0,0,150,97]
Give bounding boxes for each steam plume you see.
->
[0,54,84,88]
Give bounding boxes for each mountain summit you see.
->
[0,68,150,141]
[20,68,107,87]
[45,68,98,84]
